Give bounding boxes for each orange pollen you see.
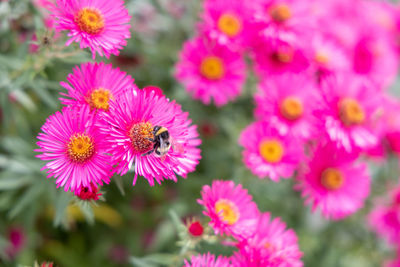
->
[67,134,95,163]
[272,47,294,63]
[88,88,113,111]
[74,8,105,35]
[339,98,365,126]
[315,52,329,64]
[321,168,344,190]
[215,199,240,225]
[129,122,154,154]
[200,56,225,80]
[280,96,303,121]
[270,4,292,23]
[217,13,242,37]
[259,139,284,163]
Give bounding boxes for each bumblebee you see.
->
[142,126,172,157]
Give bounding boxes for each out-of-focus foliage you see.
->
[0,0,399,266]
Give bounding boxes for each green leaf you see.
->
[113,175,125,196]
[78,202,95,225]
[8,183,43,219]
[130,254,176,267]
[53,191,72,227]
[0,175,32,190]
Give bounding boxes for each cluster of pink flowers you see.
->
[175,0,400,221]
[36,62,201,197]
[185,180,303,266]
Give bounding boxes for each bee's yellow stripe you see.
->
[156,127,168,135]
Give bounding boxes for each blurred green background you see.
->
[0,0,399,266]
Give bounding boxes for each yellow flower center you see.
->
[75,8,105,35]
[200,56,225,80]
[339,98,365,126]
[259,140,284,163]
[89,88,113,111]
[217,13,242,37]
[129,122,154,154]
[280,96,303,121]
[215,199,240,225]
[272,46,294,63]
[321,168,344,190]
[315,52,329,65]
[269,4,292,23]
[68,134,95,163]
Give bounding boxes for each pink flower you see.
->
[251,38,309,76]
[5,226,25,259]
[296,143,370,220]
[101,89,201,186]
[198,0,257,49]
[175,36,246,106]
[368,186,400,245]
[75,183,101,201]
[184,253,232,267]
[232,212,303,267]
[52,0,131,59]
[317,76,382,152]
[254,73,320,140]
[198,180,259,239]
[60,62,136,112]
[36,105,113,193]
[239,121,305,181]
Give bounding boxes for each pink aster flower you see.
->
[232,212,303,267]
[254,73,320,140]
[198,0,257,49]
[198,180,259,239]
[317,75,382,152]
[75,182,102,201]
[251,38,309,76]
[239,121,305,181]
[60,62,136,112]
[175,36,246,106]
[101,88,201,186]
[295,143,370,220]
[52,0,131,59]
[36,105,113,193]
[184,253,232,267]
[368,185,400,245]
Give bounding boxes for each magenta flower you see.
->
[295,143,370,220]
[198,0,257,49]
[369,186,400,245]
[175,36,246,106]
[198,180,259,239]
[52,0,131,58]
[184,253,232,267]
[101,88,201,186]
[317,76,382,152]
[254,73,320,139]
[60,62,136,112]
[239,121,305,181]
[232,212,303,267]
[36,105,113,192]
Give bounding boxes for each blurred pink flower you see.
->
[239,121,305,181]
[5,226,25,259]
[101,89,201,186]
[175,36,246,106]
[254,73,320,140]
[198,180,259,239]
[296,143,370,220]
[75,183,101,201]
[184,252,231,267]
[232,212,303,267]
[60,62,137,112]
[52,0,131,58]
[36,105,113,193]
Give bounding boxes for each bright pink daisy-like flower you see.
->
[36,106,113,193]
[52,0,131,59]
[101,88,201,186]
[60,62,136,112]
[368,185,400,245]
[198,0,256,49]
[317,76,382,152]
[251,38,309,76]
[233,212,303,267]
[198,180,259,239]
[254,73,320,140]
[295,143,370,220]
[239,121,305,181]
[175,36,246,106]
[184,253,232,267]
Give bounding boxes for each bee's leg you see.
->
[142,149,154,156]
